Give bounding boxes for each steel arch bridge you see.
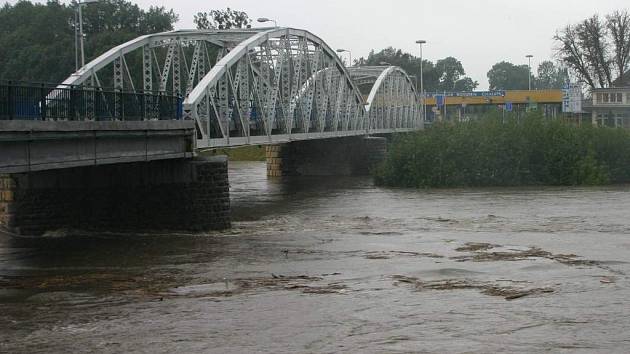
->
[60,28,422,148]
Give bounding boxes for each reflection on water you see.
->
[2,161,630,353]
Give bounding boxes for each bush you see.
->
[374,112,630,187]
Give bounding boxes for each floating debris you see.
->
[455,242,498,252]
[391,275,554,301]
[167,274,352,298]
[452,245,601,267]
[364,251,444,260]
[365,254,390,260]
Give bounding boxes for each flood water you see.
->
[2,161,630,353]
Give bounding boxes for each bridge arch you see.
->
[59,28,422,148]
[349,66,420,133]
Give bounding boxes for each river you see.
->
[2,161,630,353]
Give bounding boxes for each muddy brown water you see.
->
[2,161,630,353]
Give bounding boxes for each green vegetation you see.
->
[354,49,478,92]
[0,0,177,83]
[203,145,266,161]
[374,113,630,188]
[487,60,568,90]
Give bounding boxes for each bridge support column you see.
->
[0,157,230,237]
[266,136,388,177]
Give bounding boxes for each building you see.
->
[423,90,563,122]
[589,87,630,128]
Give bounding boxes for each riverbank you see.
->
[375,113,630,188]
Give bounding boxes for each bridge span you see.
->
[61,28,421,149]
[0,27,422,236]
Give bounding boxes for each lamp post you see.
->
[416,40,427,122]
[526,54,533,90]
[75,0,99,70]
[336,49,352,67]
[257,17,278,27]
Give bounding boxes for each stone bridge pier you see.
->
[0,157,230,236]
[266,136,388,177]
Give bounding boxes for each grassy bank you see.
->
[201,145,266,161]
[375,113,630,188]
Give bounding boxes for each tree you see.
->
[554,10,630,88]
[487,61,529,90]
[453,77,479,92]
[435,57,478,91]
[0,0,178,84]
[535,61,569,89]
[194,8,251,30]
[354,47,477,92]
[607,10,630,84]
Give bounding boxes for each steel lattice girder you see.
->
[58,28,423,148]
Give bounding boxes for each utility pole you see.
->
[526,54,533,90]
[76,0,99,70]
[74,7,79,71]
[415,40,426,123]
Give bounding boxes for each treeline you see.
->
[355,49,479,92]
[0,0,177,83]
[374,115,630,188]
[357,47,569,92]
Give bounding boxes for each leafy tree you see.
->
[194,8,252,30]
[355,47,477,92]
[435,57,478,91]
[0,0,178,84]
[487,61,529,90]
[535,61,569,89]
[554,10,630,88]
[453,77,478,91]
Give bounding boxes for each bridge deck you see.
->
[0,120,195,173]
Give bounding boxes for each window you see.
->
[603,93,609,103]
[617,93,623,103]
[597,93,603,103]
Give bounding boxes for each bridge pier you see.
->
[266,136,388,177]
[0,157,230,236]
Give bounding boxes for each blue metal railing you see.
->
[0,81,182,121]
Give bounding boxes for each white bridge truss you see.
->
[61,28,422,148]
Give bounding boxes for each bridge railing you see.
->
[0,81,182,121]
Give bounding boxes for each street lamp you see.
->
[257,17,278,27]
[75,0,99,70]
[336,49,352,67]
[416,40,427,122]
[526,54,534,90]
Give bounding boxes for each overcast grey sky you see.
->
[6,0,629,89]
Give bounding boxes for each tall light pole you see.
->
[416,40,427,122]
[74,8,79,71]
[76,0,99,70]
[257,17,278,27]
[526,54,533,91]
[336,49,352,67]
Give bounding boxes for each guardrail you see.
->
[0,81,182,121]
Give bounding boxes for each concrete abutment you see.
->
[0,156,230,236]
[266,136,388,177]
